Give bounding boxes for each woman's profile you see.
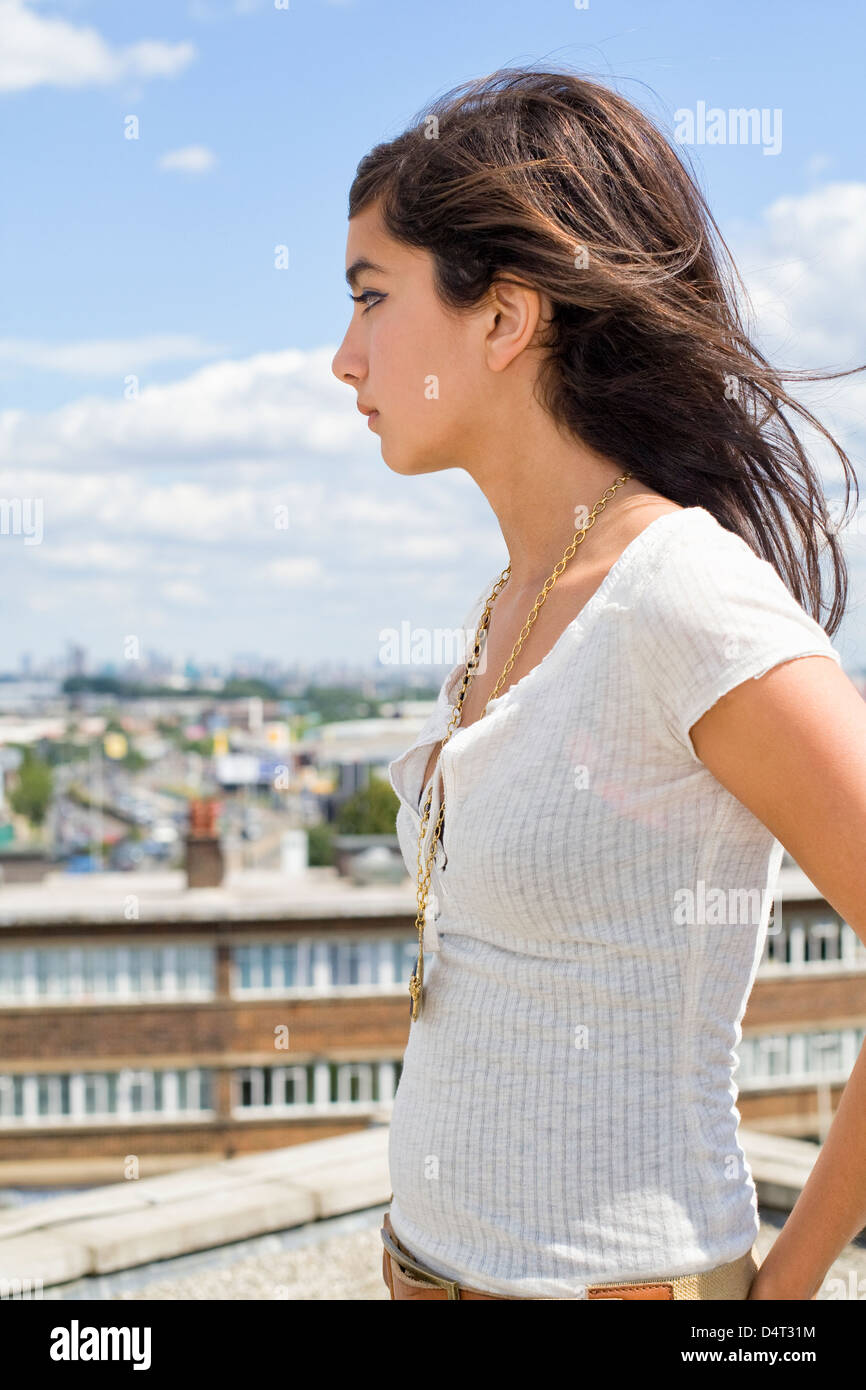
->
[332,66,866,1302]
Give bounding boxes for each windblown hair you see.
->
[349,66,862,635]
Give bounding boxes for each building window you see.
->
[738,1026,866,1089]
[282,1067,313,1105]
[393,939,417,983]
[0,951,25,999]
[762,912,866,971]
[84,1073,116,1115]
[232,937,416,995]
[36,1074,70,1117]
[327,942,366,986]
[0,945,216,1005]
[233,1060,403,1116]
[0,1068,214,1127]
[82,948,111,998]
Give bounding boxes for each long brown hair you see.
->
[348,66,861,637]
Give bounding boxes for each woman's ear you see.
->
[484,279,544,373]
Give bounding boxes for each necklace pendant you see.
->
[409,953,423,1021]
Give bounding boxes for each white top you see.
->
[386,504,842,1297]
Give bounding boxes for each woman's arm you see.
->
[745,1039,866,1299]
[688,652,866,1300]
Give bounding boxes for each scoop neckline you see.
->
[441,504,705,717]
[397,505,707,818]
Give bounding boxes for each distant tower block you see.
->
[185,797,223,887]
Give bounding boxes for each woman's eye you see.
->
[348,290,382,314]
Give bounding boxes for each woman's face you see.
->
[332,201,493,476]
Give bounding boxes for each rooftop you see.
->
[1,1125,863,1300]
[0,861,827,928]
[0,865,417,926]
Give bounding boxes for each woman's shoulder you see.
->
[624,506,841,760]
[630,505,809,610]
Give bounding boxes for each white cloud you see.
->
[260,556,327,587]
[188,0,268,19]
[4,182,866,666]
[159,579,208,606]
[734,181,866,491]
[738,182,866,367]
[32,540,143,571]
[158,145,218,174]
[0,0,196,93]
[0,471,272,542]
[805,153,833,178]
[0,348,361,470]
[0,334,229,376]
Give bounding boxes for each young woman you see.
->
[332,67,866,1301]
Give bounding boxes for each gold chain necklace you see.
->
[407,471,633,1022]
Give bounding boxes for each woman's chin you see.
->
[381,446,458,477]
[381,448,428,477]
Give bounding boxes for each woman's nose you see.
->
[331,342,347,382]
[331,332,364,385]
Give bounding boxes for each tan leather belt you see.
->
[381,1210,760,1300]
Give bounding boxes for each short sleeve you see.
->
[630,520,843,764]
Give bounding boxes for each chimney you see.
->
[185,796,224,888]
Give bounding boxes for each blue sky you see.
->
[2,0,865,673]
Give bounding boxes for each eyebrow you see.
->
[345,257,389,290]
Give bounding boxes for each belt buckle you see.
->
[380,1225,461,1300]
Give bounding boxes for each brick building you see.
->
[0,868,417,1181]
[736,860,866,1137]
[0,856,863,1184]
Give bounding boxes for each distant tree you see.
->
[335,773,399,834]
[306,822,335,866]
[222,678,280,699]
[158,720,187,746]
[8,750,53,827]
[63,675,127,695]
[34,739,88,767]
[120,747,148,772]
[180,736,213,756]
[301,686,382,724]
